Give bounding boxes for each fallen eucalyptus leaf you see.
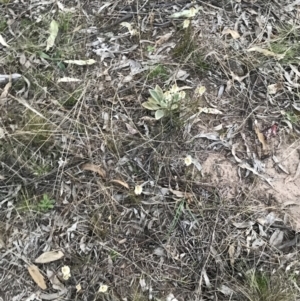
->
[170,7,201,18]
[0,34,10,47]
[28,265,47,290]
[110,179,129,189]
[82,163,106,179]
[57,77,81,83]
[269,229,284,247]
[35,250,64,263]
[218,284,234,296]
[0,73,22,84]
[247,46,285,60]
[64,59,96,65]
[222,28,240,39]
[254,124,267,151]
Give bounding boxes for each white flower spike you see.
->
[184,155,193,166]
[134,185,143,195]
[61,265,71,280]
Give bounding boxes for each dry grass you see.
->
[1,0,300,300]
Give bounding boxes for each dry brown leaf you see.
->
[247,46,285,60]
[0,76,12,101]
[155,32,173,46]
[169,188,193,199]
[110,179,129,189]
[254,125,267,151]
[228,244,235,266]
[82,163,106,179]
[28,264,47,290]
[35,250,64,264]
[269,229,284,247]
[222,28,240,39]
[125,123,138,135]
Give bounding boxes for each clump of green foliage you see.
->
[173,25,210,72]
[142,84,186,120]
[148,64,168,80]
[37,194,55,212]
[238,270,296,301]
[21,112,52,148]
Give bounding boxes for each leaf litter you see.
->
[1,0,300,300]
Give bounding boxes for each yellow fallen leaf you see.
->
[28,265,47,290]
[110,179,129,189]
[82,163,106,179]
[254,125,267,151]
[35,250,64,263]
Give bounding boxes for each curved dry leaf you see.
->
[35,250,64,263]
[222,28,240,39]
[254,125,267,150]
[82,163,106,179]
[0,34,10,48]
[110,179,129,189]
[28,264,47,290]
[269,229,284,247]
[247,46,285,60]
[0,79,12,100]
